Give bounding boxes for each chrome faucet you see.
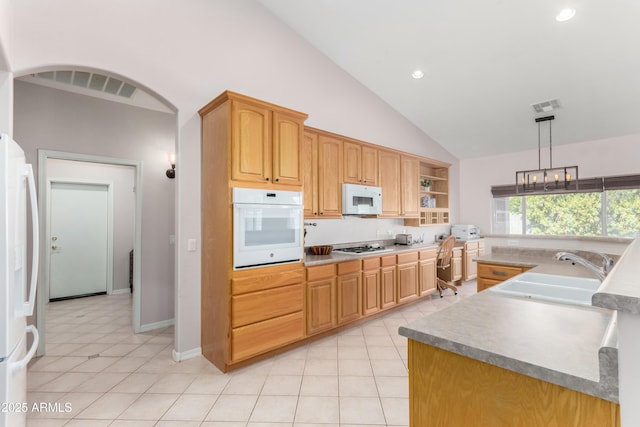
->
[555,251,614,281]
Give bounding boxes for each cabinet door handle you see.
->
[265,177,270,181]
[320,212,324,215]
[275,178,280,182]
[491,271,508,276]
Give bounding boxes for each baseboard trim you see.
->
[139,318,174,333]
[110,288,132,295]
[172,347,202,362]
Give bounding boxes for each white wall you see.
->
[47,159,135,292]
[14,80,175,327]
[460,133,640,237]
[6,0,458,357]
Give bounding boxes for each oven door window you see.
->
[244,210,297,246]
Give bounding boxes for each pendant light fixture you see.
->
[515,115,578,194]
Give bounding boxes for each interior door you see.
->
[49,182,109,300]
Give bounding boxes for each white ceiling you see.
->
[258,0,640,159]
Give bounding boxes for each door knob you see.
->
[51,245,58,250]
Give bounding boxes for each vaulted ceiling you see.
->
[258,0,640,159]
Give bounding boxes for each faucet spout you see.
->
[555,251,612,282]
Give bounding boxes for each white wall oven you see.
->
[233,188,303,269]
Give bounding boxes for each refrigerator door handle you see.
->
[11,325,39,373]
[19,163,39,317]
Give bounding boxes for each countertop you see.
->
[304,242,439,266]
[593,238,640,314]
[399,253,620,402]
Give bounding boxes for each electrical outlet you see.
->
[507,239,520,246]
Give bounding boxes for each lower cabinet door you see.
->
[231,311,304,361]
[307,278,336,335]
[381,266,397,309]
[337,272,361,324]
[362,268,381,315]
[419,258,437,295]
[397,262,419,303]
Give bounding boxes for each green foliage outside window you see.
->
[607,190,640,238]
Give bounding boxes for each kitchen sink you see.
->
[489,272,601,306]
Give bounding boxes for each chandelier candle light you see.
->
[515,115,578,194]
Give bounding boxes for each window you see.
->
[491,175,640,238]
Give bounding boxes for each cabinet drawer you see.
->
[307,264,336,281]
[338,259,361,275]
[397,251,419,264]
[232,266,304,295]
[231,284,303,328]
[478,263,523,280]
[231,311,304,361]
[419,249,437,260]
[362,257,381,271]
[477,277,503,292]
[381,254,396,267]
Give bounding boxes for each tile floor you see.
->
[27,281,476,426]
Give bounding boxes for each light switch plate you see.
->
[187,238,197,252]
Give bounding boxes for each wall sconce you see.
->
[166,153,176,179]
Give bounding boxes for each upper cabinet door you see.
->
[401,156,420,217]
[361,145,378,186]
[343,141,362,184]
[302,131,319,217]
[378,150,401,217]
[273,111,303,186]
[231,101,271,183]
[317,135,343,218]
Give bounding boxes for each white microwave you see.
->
[233,188,303,269]
[342,183,382,215]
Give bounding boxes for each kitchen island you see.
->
[399,257,621,426]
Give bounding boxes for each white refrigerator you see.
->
[1,134,39,427]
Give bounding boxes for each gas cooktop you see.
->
[333,245,394,255]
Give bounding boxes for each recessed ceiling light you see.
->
[556,8,576,22]
[412,70,424,79]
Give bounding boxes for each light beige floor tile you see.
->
[261,375,302,395]
[160,393,217,421]
[276,346,308,360]
[248,423,292,427]
[76,393,140,419]
[250,395,297,423]
[41,343,84,357]
[337,335,366,347]
[362,325,391,336]
[146,373,197,393]
[36,372,96,392]
[223,374,267,394]
[102,357,149,373]
[117,393,179,420]
[154,421,200,427]
[303,359,337,376]
[70,356,119,373]
[338,359,374,376]
[381,397,410,425]
[367,346,402,360]
[293,424,339,427]
[200,422,245,427]
[339,396,386,425]
[270,358,306,375]
[27,372,62,391]
[294,396,339,424]
[63,420,111,426]
[73,372,128,392]
[109,420,156,427]
[72,343,114,357]
[47,392,103,418]
[370,358,408,377]
[25,419,68,426]
[338,346,369,360]
[205,394,258,422]
[339,376,378,397]
[306,346,337,360]
[375,376,409,398]
[67,333,107,344]
[26,392,70,419]
[183,373,230,394]
[28,356,62,371]
[30,356,86,372]
[309,336,338,348]
[109,373,160,393]
[299,375,338,397]
[364,334,396,347]
[98,343,140,357]
[132,356,176,373]
[126,343,168,358]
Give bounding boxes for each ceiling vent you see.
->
[532,99,561,114]
[33,70,137,99]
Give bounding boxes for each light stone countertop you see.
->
[400,247,623,402]
[303,242,439,266]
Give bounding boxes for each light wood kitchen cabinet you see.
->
[438,247,462,284]
[362,257,381,316]
[306,264,337,335]
[343,140,378,186]
[337,260,362,325]
[302,131,318,218]
[380,255,397,309]
[477,262,531,292]
[418,249,438,296]
[397,251,419,303]
[229,97,306,186]
[408,340,620,426]
[229,264,305,363]
[378,150,401,217]
[199,91,308,372]
[462,240,482,281]
[404,159,451,226]
[400,156,420,218]
[303,128,342,218]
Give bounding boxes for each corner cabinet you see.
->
[404,159,450,226]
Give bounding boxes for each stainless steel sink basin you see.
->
[489,272,601,306]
